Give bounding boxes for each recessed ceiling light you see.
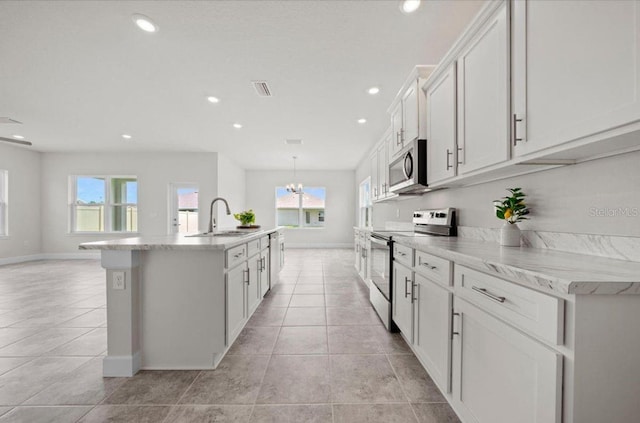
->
[12,134,24,139]
[358,118,367,124]
[367,87,380,95]
[207,96,220,104]
[132,14,158,33]
[122,134,132,139]
[400,0,421,14]
[233,123,243,129]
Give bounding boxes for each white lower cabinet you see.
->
[247,254,261,315]
[413,273,452,393]
[260,248,270,298]
[392,261,413,340]
[225,262,247,346]
[451,297,562,423]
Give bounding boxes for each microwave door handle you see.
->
[402,152,411,180]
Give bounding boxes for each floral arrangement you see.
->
[494,188,529,224]
[233,209,256,226]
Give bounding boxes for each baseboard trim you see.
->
[0,254,46,266]
[286,243,353,249]
[0,251,100,266]
[103,351,141,377]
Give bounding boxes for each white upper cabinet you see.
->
[426,63,458,184]
[370,151,379,201]
[390,102,404,158]
[456,1,510,174]
[388,66,435,160]
[402,83,420,145]
[512,0,640,159]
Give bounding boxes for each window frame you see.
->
[275,186,326,229]
[0,170,7,237]
[69,175,139,234]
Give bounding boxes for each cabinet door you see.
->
[390,102,404,158]
[512,0,640,158]
[457,1,509,174]
[402,81,419,144]
[260,250,270,298]
[426,64,458,184]
[413,273,452,393]
[354,236,361,271]
[392,262,413,341]
[370,151,379,201]
[451,298,562,423]
[247,256,261,315]
[226,264,246,345]
[377,141,388,198]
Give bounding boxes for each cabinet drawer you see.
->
[393,243,413,267]
[226,244,247,269]
[259,236,269,251]
[414,250,452,286]
[247,237,262,258]
[454,265,564,345]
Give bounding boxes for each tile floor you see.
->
[0,250,460,422]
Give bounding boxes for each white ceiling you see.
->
[0,0,483,170]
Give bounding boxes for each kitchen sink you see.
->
[186,231,250,237]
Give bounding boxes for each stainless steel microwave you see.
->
[388,139,428,194]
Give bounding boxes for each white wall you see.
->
[356,150,640,237]
[216,154,246,229]
[41,152,219,255]
[246,170,356,247]
[0,144,42,259]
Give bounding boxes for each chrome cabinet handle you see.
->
[412,283,417,303]
[417,257,436,270]
[513,114,523,145]
[396,251,406,257]
[446,149,453,170]
[404,276,411,298]
[243,269,250,285]
[457,147,463,165]
[472,286,506,303]
[399,128,404,143]
[261,257,266,271]
[396,131,401,145]
[452,312,460,337]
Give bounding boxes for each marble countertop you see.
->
[79,228,277,251]
[392,236,640,296]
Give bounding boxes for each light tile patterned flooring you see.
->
[0,250,460,422]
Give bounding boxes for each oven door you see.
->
[388,148,414,192]
[369,234,391,300]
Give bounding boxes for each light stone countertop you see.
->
[79,228,277,251]
[392,235,640,296]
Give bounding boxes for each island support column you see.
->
[101,250,141,377]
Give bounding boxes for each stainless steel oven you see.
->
[388,139,427,194]
[369,208,456,332]
[369,233,396,331]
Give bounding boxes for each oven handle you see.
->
[370,234,391,246]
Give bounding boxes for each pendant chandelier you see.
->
[286,156,304,194]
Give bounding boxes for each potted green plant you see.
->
[494,188,530,246]
[233,209,259,229]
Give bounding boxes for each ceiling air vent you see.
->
[285,139,303,145]
[252,80,272,97]
[0,117,22,124]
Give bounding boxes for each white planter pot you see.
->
[500,222,521,247]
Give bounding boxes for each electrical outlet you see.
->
[113,271,126,290]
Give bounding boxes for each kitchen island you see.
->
[80,228,281,377]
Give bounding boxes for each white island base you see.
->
[89,231,277,377]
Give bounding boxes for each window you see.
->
[359,178,372,227]
[0,170,7,236]
[70,176,138,233]
[276,187,326,228]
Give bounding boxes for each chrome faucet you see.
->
[208,197,231,233]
